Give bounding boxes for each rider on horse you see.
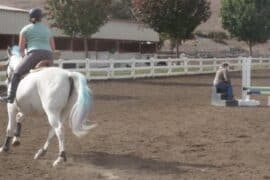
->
[0,8,55,103]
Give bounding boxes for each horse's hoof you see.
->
[34,149,47,160]
[53,157,65,167]
[0,146,9,153]
[12,137,20,146]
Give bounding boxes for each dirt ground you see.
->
[1,70,270,180]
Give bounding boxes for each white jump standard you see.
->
[238,58,264,106]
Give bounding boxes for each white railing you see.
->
[0,57,270,85]
[55,57,270,80]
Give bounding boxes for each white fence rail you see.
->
[1,57,270,85]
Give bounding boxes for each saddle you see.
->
[30,50,60,72]
[35,60,53,68]
[30,60,53,73]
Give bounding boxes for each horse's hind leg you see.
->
[12,112,24,146]
[34,128,55,159]
[0,104,17,152]
[46,112,66,166]
[53,122,66,166]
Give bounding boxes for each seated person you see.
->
[213,63,234,100]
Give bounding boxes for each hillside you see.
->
[198,0,223,32]
[1,0,269,57]
[196,0,270,57]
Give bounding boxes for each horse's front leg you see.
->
[12,112,24,146]
[0,103,17,152]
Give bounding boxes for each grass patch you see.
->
[0,76,6,82]
[252,64,270,69]
[202,67,215,72]
[90,71,108,76]
[187,67,201,72]
[155,68,169,74]
[135,69,151,75]
[114,70,131,76]
[172,68,185,73]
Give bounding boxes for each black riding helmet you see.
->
[29,8,42,23]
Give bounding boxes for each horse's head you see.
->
[4,46,22,84]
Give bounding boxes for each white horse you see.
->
[0,46,96,166]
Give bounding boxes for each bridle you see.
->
[6,66,13,84]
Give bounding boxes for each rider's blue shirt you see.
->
[20,22,52,53]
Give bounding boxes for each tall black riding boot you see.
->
[0,74,20,103]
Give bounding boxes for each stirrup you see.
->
[0,95,15,103]
[0,96,9,103]
[8,98,15,104]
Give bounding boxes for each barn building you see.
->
[0,4,159,59]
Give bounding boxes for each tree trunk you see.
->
[83,36,89,58]
[176,39,182,58]
[70,35,74,51]
[248,41,253,57]
[95,39,98,59]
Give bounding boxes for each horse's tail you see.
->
[67,72,96,137]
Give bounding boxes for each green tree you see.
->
[133,0,211,57]
[221,0,270,56]
[45,0,111,58]
[110,0,134,20]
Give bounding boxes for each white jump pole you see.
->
[238,57,260,106]
[241,58,251,101]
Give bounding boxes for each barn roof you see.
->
[0,5,27,12]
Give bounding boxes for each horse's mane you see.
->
[8,46,22,70]
[10,46,21,58]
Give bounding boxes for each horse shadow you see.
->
[71,151,220,175]
[110,79,212,88]
[94,94,139,101]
